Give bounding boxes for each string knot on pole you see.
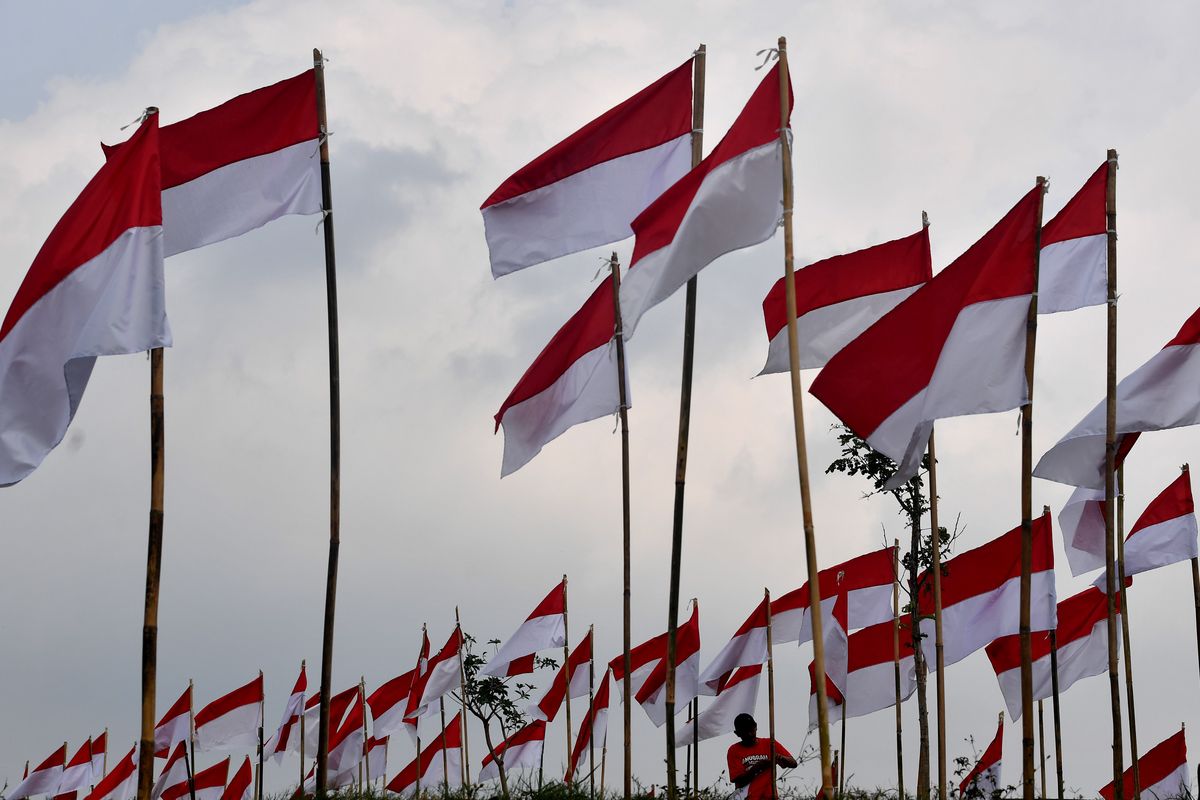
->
[310,131,332,158]
[120,108,156,131]
[314,208,331,234]
[755,48,780,70]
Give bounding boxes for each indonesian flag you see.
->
[479,720,546,783]
[104,71,321,257]
[1035,306,1200,490]
[530,630,592,721]
[1039,162,1108,315]
[150,743,189,800]
[609,600,701,727]
[565,672,611,781]
[959,718,1003,797]
[495,277,622,477]
[760,227,931,374]
[0,114,168,485]
[1100,728,1190,800]
[194,674,263,753]
[154,686,192,758]
[917,512,1056,667]
[986,585,1122,719]
[1100,469,1198,581]
[178,759,229,800]
[810,618,917,726]
[483,581,567,677]
[264,665,306,763]
[302,685,360,755]
[811,185,1041,488]
[81,747,137,800]
[679,665,760,747]
[384,713,462,796]
[771,545,897,646]
[619,62,792,339]
[366,737,389,784]
[406,627,464,720]
[1058,485,1108,577]
[480,59,693,278]
[699,597,768,696]
[220,759,251,800]
[57,740,95,796]
[88,733,106,784]
[806,583,851,731]
[326,695,367,786]
[9,743,66,800]
[368,667,420,739]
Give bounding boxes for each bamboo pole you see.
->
[564,574,574,768]
[601,731,609,799]
[183,740,197,800]
[1102,149,1125,800]
[608,252,634,800]
[300,660,307,788]
[312,48,343,800]
[440,697,450,796]
[839,718,847,799]
[692,698,699,800]
[258,671,266,800]
[1037,700,1046,799]
[415,624,428,800]
[1190,468,1200,688]
[765,588,779,800]
[455,609,472,789]
[663,44,705,800]
[774,37,833,798]
[892,538,904,800]
[189,679,197,780]
[357,678,370,795]
[1117,467,1141,799]
[136,225,165,800]
[589,625,597,800]
[1019,176,1047,800]
[927,430,946,800]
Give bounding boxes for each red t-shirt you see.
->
[727,737,793,800]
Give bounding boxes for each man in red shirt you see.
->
[726,713,797,800]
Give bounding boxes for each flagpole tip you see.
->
[778,36,786,49]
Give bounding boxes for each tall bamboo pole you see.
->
[1102,149,1126,800]
[1019,176,1047,800]
[1188,469,1200,688]
[609,251,634,800]
[775,36,832,800]
[765,588,779,800]
[455,610,472,789]
[1117,467,1141,799]
[892,539,904,800]
[564,574,574,768]
[927,430,946,800]
[663,44,705,800]
[589,625,597,800]
[312,48,343,800]
[299,660,307,788]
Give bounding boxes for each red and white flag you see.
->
[480,59,694,277]
[1039,162,1108,315]
[495,277,622,477]
[150,743,189,800]
[810,618,917,726]
[699,597,768,696]
[264,665,306,763]
[194,674,263,753]
[81,747,137,800]
[919,512,1057,667]
[104,71,322,257]
[366,737,388,784]
[368,667,419,739]
[959,718,1003,797]
[1035,306,1200,489]
[760,227,931,374]
[57,740,95,796]
[88,733,106,784]
[986,585,1121,719]
[384,713,462,796]
[608,601,701,727]
[811,185,1042,488]
[484,581,567,677]
[619,62,791,338]
[565,672,611,781]
[806,583,850,731]
[9,743,67,800]
[479,720,546,782]
[179,759,228,800]
[1058,485,1108,577]
[326,694,367,787]
[1102,469,1199,581]
[0,114,168,485]
[219,759,251,800]
[154,686,192,758]
[302,685,360,755]
[530,630,592,721]
[680,665,761,747]
[1100,728,1190,800]
[406,627,464,720]
[771,545,897,646]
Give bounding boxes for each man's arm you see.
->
[731,761,771,788]
[775,752,798,770]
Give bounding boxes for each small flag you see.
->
[264,665,306,763]
[483,581,567,677]
[81,747,137,800]
[219,758,252,800]
[565,672,611,780]
[150,742,190,800]
[366,737,388,784]
[154,686,192,758]
[1100,728,1189,800]
[57,740,95,796]
[959,718,1003,797]
[194,674,264,753]
[1039,162,1108,314]
[679,665,760,747]
[809,618,917,725]
[1098,468,1198,582]
[479,720,546,782]
[367,668,419,739]
[8,743,67,800]
[88,732,106,785]
[699,598,768,696]
[529,630,592,721]
[607,600,700,727]
[405,628,464,720]
[384,713,462,796]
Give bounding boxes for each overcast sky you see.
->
[4,1,1200,796]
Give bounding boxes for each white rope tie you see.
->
[120,108,155,131]
[755,48,779,70]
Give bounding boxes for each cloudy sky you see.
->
[4,1,1200,796]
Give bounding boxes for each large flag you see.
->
[809,618,917,726]
[565,672,611,781]
[219,759,251,800]
[104,72,321,257]
[88,732,107,785]
[616,601,701,727]
[1100,469,1198,582]
[760,227,931,374]
[405,627,464,720]
[9,743,67,800]
[480,59,694,277]
[917,512,1056,667]
[0,114,168,485]
[529,630,592,721]
[1035,306,1200,489]
[264,665,306,763]
[959,718,1004,798]
[986,585,1122,719]
[483,581,567,677]
[699,597,768,696]
[57,740,95,796]
[81,747,137,800]
[154,686,192,758]
[366,737,389,784]
[194,674,264,753]
[619,62,792,338]
[384,713,462,796]
[368,667,420,739]
[771,544,897,647]
[479,720,546,782]
[1038,162,1108,314]
[679,665,761,747]
[811,185,1042,488]
[495,277,622,477]
[1100,728,1190,800]
[150,743,189,800]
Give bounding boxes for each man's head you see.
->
[733,713,757,742]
